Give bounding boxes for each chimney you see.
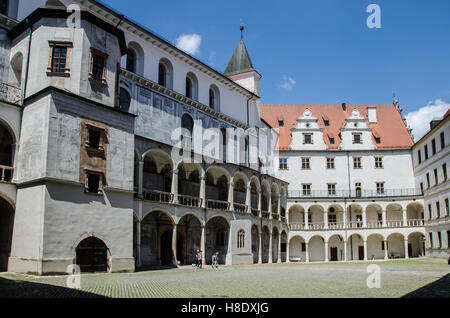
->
[341,103,346,111]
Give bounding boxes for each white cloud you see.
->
[405,99,449,141]
[175,33,202,55]
[208,51,216,67]
[279,76,296,91]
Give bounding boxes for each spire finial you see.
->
[240,19,244,40]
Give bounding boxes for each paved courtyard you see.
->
[0,258,448,298]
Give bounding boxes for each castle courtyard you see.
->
[0,258,448,298]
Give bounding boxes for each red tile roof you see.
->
[261,104,414,150]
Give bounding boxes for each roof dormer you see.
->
[289,108,327,150]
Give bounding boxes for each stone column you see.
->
[324,241,329,262]
[277,195,281,215]
[305,243,309,262]
[172,224,178,266]
[268,191,272,219]
[286,239,290,263]
[363,240,368,261]
[343,240,347,261]
[323,210,328,229]
[384,240,388,260]
[277,233,282,263]
[245,183,251,213]
[304,211,309,230]
[402,209,408,227]
[228,181,234,211]
[171,169,178,204]
[343,209,347,228]
[138,160,144,198]
[268,230,273,263]
[258,232,263,264]
[136,220,141,267]
[199,175,206,208]
[201,225,206,266]
[362,209,367,228]
[382,209,387,227]
[404,239,409,259]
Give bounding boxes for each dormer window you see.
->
[324,120,329,126]
[303,133,313,144]
[352,133,362,144]
[278,120,284,127]
[329,137,335,144]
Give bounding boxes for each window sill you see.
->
[88,76,107,86]
[47,71,70,77]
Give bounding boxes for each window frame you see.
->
[327,183,336,195]
[84,170,104,195]
[47,41,72,77]
[279,158,288,170]
[301,157,311,170]
[376,182,385,195]
[89,48,108,84]
[303,133,313,144]
[84,123,106,152]
[353,157,362,169]
[302,184,311,196]
[374,156,383,169]
[237,229,245,249]
[352,133,362,144]
[326,157,335,169]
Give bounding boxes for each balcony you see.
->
[206,199,230,211]
[0,83,21,105]
[251,208,260,217]
[289,219,425,231]
[0,165,13,183]
[142,189,173,203]
[261,211,270,219]
[177,194,202,208]
[233,203,248,213]
[288,188,423,199]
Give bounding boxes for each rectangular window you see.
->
[429,233,433,248]
[443,163,447,181]
[324,120,330,126]
[445,198,449,216]
[47,41,72,76]
[328,214,336,223]
[302,184,311,196]
[376,182,385,194]
[301,157,310,169]
[374,157,383,168]
[377,213,382,221]
[89,48,108,84]
[352,133,362,144]
[426,173,430,188]
[301,242,306,252]
[374,137,381,144]
[86,172,102,194]
[278,120,284,127]
[329,137,335,144]
[440,132,445,149]
[326,157,335,169]
[437,232,442,248]
[353,157,362,169]
[428,204,432,219]
[381,241,385,250]
[420,182,424,194]
[434,168,438,185]
[418,150,422,164]
[303,133,313,144]
[279,158,288,170]
[327,183,336,195]
[355,182,362,197]
[88,129,101,149]
[436,201,440,218]
[424,145,429,160]
[432,139,436,155]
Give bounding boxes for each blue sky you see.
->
[101,0,450,140]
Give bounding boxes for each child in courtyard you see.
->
[212,252,219,269]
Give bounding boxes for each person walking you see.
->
[212,252,219,269]
[198,250,203,269]
[194,250,200,269]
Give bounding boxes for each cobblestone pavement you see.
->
[0,258,448,298]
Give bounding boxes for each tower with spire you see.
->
[224,25,261,96]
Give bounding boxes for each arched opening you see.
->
[158,58,173,89]
[177,162,202,207]
[206,216,229,265]
[251,225,259,263]
[209,84,220,111]
[250,178,259,216]
[367,233,384,260]
[309,204,325,229]
[0,197,14,271]
[177,214,202,265]
[262,226,270,263]
[347,234,364,260]
[406,203,424,226]
[280,231,288,262]
[387,233,405,259]
[140,211,174,266]
[126,48,136,73]
[271,183,279,216]
[366,204,383,228]
[181,113,194,153]
[289,236,306,262]
[205,167,229,210]
[328,234,344,261]
[233,174,247,212]
[185,72,198,101]
[289,205,305,229]
[279,188,286,218]
[125,42,144,75]
[309,236,325,262]
[118,87,131,112]
[327,204,344,229]
[9,52,23,88]
[0,122,14,182]
[261,183,269,214]
[347,204,363,228]
[272,227,279,263]
[142,150,173,202]
[75,236,109,273]
[407,232,425,258]
[386,203,403,227]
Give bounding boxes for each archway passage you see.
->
[0,123,13,182]
[272,227,279,263]
[251,225,259,264]
[0,197,14,271]
[140,211,174,266]
[262,226,270,263]
[177,214,201,265]
[75,237,108,273]
[205,217,229,265]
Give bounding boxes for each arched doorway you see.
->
[75,236,108,273]
[160,230,173,265]
[262,226,270,263]
[272,227,279,263]
[308,236,325,262]
[177,214,202,265]
[347,234,364,260]
[205,216,229,265]
[289,236,306,262]
[251,225,259,264]
[0,197,14,271]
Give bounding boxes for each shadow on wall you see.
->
[0,277,107,298]
[401,273,450,298]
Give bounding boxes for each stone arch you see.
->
[0,196,15,271]
[308,235,325,262]
[158,57,173,89]
[279,187,287,217]
[406,202,424,222]
[9,51,23,88]
[185,71,199,101]
[205,166,231,208]
[251,224,259,264]
[177,213,202,265]
[289,235,306,262]
[386,232,405,258]
[73,234,111,273]
[176,161,203,205]
[233,172,248,208]
[261,225,270,263]
[0,119,15,182]
[365,203,383,228]
[367,233,385,260]
[209,84,220,111]
[126,41,145,75]
[249,176,260,214]
[260,180,270,212]
[407,232,425,258]
[386,203,404,226]
[347,233,364,260]
[308,204,325,229]
[118,86,131,112]
[280,230,288,262]
[327,204,344,228]
[205,215,230,265]
[347,203,363,228]
[327,234,344,261]
[289,204,305,227]
[142,149,174,197]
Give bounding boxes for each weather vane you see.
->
[240,18,244,39]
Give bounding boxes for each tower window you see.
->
[47,41,72,76]
[89,48,108,84]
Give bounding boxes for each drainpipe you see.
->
[21,18,33,106]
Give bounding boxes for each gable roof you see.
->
[261,104,414,150]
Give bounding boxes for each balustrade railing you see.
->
[288,188,423,199]
[386,220,403,227]
[308,222,325,230]
[366,221,383,228]
[251,208,260,217]
[289,223,305,230]
[233,203,248,213]
[407,219,424,227]
[206,199,230,211]
[272,213,279,220]
[177,194,202,207]
[0,165,13,182]
[142,189,173,203]
[328,222,344,229]
[261,211,270,219]
[289,219,425,230]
